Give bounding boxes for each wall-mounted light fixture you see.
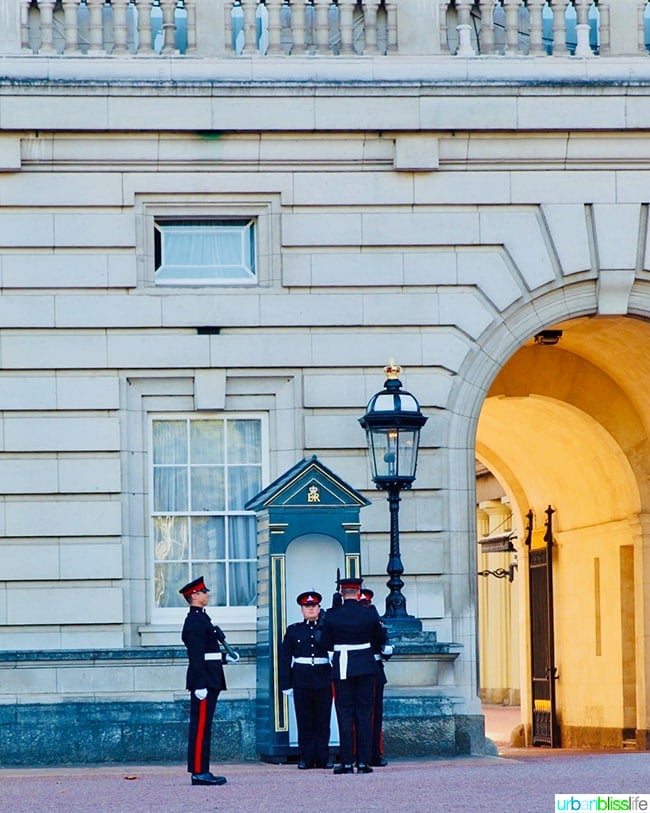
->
[478,532,516,554]
[477,532,517,581]
[477,560,517,582]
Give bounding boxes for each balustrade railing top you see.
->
[1,1,648,61]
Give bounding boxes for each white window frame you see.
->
[135,195,279,290]
[154,218,256,287]
[149,411,268,626]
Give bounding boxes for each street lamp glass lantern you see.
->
[359,364,427,489]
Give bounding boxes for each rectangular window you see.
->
[154,219,256,286]
[151,415,263,612]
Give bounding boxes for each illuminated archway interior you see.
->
[476,314,650,748]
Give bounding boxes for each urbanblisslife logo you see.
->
[556,796,650,811]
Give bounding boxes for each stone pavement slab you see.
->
[2,752,650,813]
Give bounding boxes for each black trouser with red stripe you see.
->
[293,685,332,766]
[333,675,374,767]
[187,689,220,774]
[371,678,385,762]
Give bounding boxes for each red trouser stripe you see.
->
[194,698,207,774]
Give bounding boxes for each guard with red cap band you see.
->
[297,591,322,607]
[279,590,333,769]
[179,575,209,598]
[359,587,390,767]
[321,576,385,774]
[179,575,238,787]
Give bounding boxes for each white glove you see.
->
[194,688,208,700]
[225,651,240,664]
[381,645,394,658]
[282,688,294,697]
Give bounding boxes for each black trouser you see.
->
[333,674,374,766]
[187,689,220,774]
[371,678,385,761]
[293,685,332,766]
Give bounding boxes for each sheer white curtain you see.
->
[153,420,190,607]
[226,419,261,606]
[152,417,260,608]
[156,221,255,283]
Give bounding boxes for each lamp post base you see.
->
[380,613,423,635]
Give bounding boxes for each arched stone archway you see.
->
[444,281,650,747]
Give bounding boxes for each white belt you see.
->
[294,657,329,665]
[333,643,371,680]
[205,652,222,661]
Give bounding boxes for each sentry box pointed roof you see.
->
[245,455,370,512]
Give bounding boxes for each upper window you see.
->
[154,219,256,286]
[150,415,264,613]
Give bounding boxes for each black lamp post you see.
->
[359,361,427,633]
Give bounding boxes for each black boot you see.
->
[191,772,227,785]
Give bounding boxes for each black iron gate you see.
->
[525,506,560,747]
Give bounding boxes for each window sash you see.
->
[154,219,256,286]
[150,415,264,614]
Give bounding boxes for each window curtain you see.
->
[162,223,252,280]
[152,418,260,608]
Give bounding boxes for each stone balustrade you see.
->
[3,0,648,59]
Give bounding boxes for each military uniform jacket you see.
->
[321,600,385,680]
[181,606,227,691]
[279,619,332,691]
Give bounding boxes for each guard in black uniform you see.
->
[279,590,333,769]
[179,575,239,787]
[321,577,385,774]
[359,587,392,767]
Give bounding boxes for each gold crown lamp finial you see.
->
[384,359,401,380]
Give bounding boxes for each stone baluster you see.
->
[573,0,592,56]
[136,0,154,54]
[637,0,647,54]
[502,0,520,54]
[184,0,198,53]
[61,0,82,54]
[439,0,450,53]
[363,0,378,55]
[338,0,356,53]
[574,0,589,25]
[20,0,33,52]
[112,0,131,54]
[314,0,330,54]
[241,0,259,53]
[38,0,57,54]
[477,0,495,55]
[266,0,283,53]
[0,0,22,54]
[225,0,235,53]
[526,0,546,55]
[87,0,106,52]
[305,0,316,52]
[385,0,396,52]
[550,0,569,55]
[291,0,307,54]
[455,0,476,56]
[159,0,177,53]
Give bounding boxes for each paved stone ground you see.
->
[2,751,650,813]
[2,708,649,813]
